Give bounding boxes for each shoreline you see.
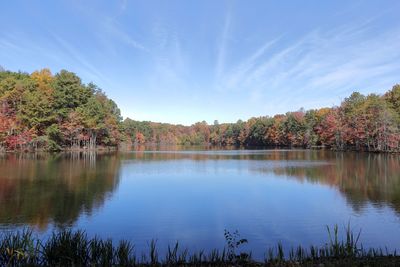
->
[1,145,399,154]
[1,226,400,266]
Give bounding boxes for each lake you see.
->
[0,148,399,259]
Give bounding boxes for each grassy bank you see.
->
[0,225,399,266]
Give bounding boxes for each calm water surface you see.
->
[0,149,400,258]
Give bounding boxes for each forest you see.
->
[0,68,399,152]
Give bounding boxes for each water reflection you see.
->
[0,152,121,229]
[0,149,399,253]
[121,149,400,214]
[269,152,400,214]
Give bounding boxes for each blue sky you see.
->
[1,0,400,125]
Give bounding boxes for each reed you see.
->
[0,229,40,266]
[0,225,399,266]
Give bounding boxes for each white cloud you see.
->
[215,11,232,84]
[214,19,400,110]
[103,19,149,52]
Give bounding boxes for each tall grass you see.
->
[0,224,399,266]
[0,229,40,266]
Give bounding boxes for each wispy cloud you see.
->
[0,38,21,51]
[68,1,149,53]
[223,37,281,90]
[119,0,128,12]
[148,22,191,95]
[52,35,100,75]
[102,19,149,53]
[50,33,112,86]
[2,0,399,124]
[0,32,112,89]
[215,10,232,83]
[214,19,400,111]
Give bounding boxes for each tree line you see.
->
[123,87,400,152]
[0,68,122,151]
[0,68,399,152]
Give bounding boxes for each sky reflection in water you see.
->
[0,149,399,259]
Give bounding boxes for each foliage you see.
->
[122,85,400,152]
[0,68,122,151]
[224,229,250,263]
[1,226,400,266]
[0,67,399,152]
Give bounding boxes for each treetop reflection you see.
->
[0,152,121,229]
[0,150,399,230]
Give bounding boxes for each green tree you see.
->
[53,70,91,119]
[385,84,400,116]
